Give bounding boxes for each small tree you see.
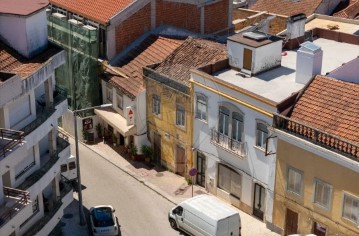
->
[130,145,138,157]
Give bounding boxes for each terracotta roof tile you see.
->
[49,0,133,25]
[333,0,359,19]
[0,41,62,80]
[290,75,359,146]
[250,0,323,17]
[104,35,184,99]
[154,37,227,86]
[0,0,48,15]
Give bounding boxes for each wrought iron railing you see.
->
[0,129,25,158]
[210,128,247,157]
[17,135,70,191]
[273,114,359,162]
[0,187,30,228]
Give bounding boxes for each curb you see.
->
[61,129,178,205]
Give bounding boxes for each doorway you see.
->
[153,133,161,164]
[313,222,327,236]
[196,152,206,187]
[285,208,298,235]
[253,183,265,220]
[243,48,252,70]
[175,145,186,177]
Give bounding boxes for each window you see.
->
[256,122,268,148]
[117,91,123,110]
[176,105,185,127]
[287,166,303,196]
[195,94,207,121]
[342,194,359,224]
[61,164,68,172]
[152,95,160,115]
[106,85,113,103]
[219,106,229,136]
[313,179,332,209]
[218,164,241,199]
[232,112,243,142]
[69,161,76,170]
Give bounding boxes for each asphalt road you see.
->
[75,142,185,236]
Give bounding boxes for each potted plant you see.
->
[141,145,153,163]
[95,123,102,139]
[130,145,138,160]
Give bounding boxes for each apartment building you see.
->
[0,1,73,235]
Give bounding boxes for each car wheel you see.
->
[169,219,177,230]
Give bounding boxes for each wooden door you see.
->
[313,222,327,236]
[285,208,298,235]
[243,48,252,70]
[196,152,206,187]
[176,145,186,176]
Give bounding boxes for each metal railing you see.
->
[273,114,359,162]
[17,135,70,191]
[54,86,67,107]
[0,129,25,158]
[210,128,247,157]
[0,187,30,228]
[21,106,56,136]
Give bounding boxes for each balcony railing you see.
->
[0,129,25,158]
[273,114,359,162]
[17,135,70,191]
[0,187,30,228]
[210,128,247,158]
[54,86,67,107]
[22,176,72,236]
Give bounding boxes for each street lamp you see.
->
[73,103,112,225]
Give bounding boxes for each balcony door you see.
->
[196,152,206,187]
[253,183,265,220]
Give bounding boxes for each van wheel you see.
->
[169,219,177,230]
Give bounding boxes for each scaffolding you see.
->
[47,15,100,112]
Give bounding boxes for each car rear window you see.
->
[92,207,115,227]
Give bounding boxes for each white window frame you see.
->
[195,93,207,121]
[313,178,332,210]
[176,105,185,127]
[152,95,160,115]
[256,121,268,149]
[286,166,303,196]
[117,91,123,110]
[219,106,229,136]
[342,193,359,225]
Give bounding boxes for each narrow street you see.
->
[72,141,184,236]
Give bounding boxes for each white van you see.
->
[60,155,77,180]
[168,194,241,236]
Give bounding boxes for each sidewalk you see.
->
[62,135,279,236]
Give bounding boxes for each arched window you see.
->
[256,122,268,148]
[219,106,230,136]
[232,112,244,142]
[152,95,160,115]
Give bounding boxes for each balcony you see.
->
[0,129,25,159]
[17,135,70,191]
[273,114,359,162]
[210,128,247,158]
[22,176,73,236]
[0,187,31,229]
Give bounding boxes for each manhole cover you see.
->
[63,213,73,219]
[61,222,66,227]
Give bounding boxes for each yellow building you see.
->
[143,37,227,177]
[272,75,359,236]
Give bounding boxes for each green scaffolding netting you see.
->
[47,15,100,112]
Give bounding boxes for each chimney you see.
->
[295,41,323,84]
[0,7,48,58]
[285,13,307,49]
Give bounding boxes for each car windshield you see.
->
[92,207,115,227]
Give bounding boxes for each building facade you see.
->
[0,1,73,235]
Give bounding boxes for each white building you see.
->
[0,1,73,235]
[190,18,359,230]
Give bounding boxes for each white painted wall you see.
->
[0,9,48,58]
[136,90,147,135]
[328,57,359,83]
[106,27,116,60]
[295,47,323,84]
[192,71,277,222]
[252,41,282,75]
